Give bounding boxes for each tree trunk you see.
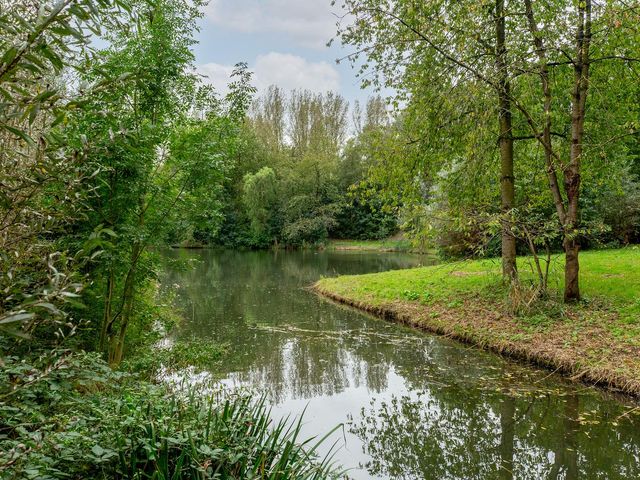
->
[523,0,566,225]
[523,0,589,303]
[496,0,517,282]
[563,0,591,302]
[111,273,135,365]
[98,269,115,351]
[108,242,141,365]
[563,234,580,302]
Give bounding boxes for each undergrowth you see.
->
[0,350,343,479]
[122,338,229,381]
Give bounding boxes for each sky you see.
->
[192,0,374,106]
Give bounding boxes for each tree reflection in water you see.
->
[350,390,639,479]
[161,249,640,479]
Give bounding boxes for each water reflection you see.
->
[161,249,435,402]
[161,249,640,479]
[351,390,640,479]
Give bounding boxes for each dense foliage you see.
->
[0,1,342,478]
[195,90,398,249]
[0,352,340,479]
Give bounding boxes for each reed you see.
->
[109,389,344,479]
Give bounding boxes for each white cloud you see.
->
[196,62,235,94]
[197,52,340,96]
[253,52,340,92]
[205,0,337,49]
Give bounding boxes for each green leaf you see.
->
[91,445,105,457]
[0,312,35,325]
[40,45,65,71]
[1,124,35,146]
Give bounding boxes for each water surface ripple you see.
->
[161,249,640,480]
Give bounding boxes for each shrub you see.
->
[0,351,343,479]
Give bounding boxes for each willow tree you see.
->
[334,0,520,280]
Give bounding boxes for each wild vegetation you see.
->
[1,0,640,477]
[0,0,343,477]
[206,89,398,249]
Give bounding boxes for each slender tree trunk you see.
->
[563,0,591,302]
[496,0,517,282]
[523,0,566,224]
[108,242,142,365]
[112,268,136,365]
[524,226,545,292]
[98,269,115,351]
[524,0,590,302]
[563,237,580,302]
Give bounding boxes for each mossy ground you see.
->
[315,247,640,395]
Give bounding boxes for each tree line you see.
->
[202,88,397,249]
[0,0,394,367]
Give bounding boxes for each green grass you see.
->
[319,247,640,309]
[326,238,430,253]
[316,247,640,394]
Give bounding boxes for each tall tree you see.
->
[67,0,251,363]
[334,0,520,280]
[495,0,517,281]
[251,85,286,151]
[516,0,640,301]
[335,0,640,301]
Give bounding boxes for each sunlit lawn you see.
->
[326,238,420,252]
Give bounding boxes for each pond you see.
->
[161,249,640,480]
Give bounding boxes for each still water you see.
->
[161,249,640,479]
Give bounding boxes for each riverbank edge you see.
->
[323,239,432,254]
[326,245,412,253]
[312,283,640,397]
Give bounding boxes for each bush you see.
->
[0,351,343,479]
[330,199,397,240]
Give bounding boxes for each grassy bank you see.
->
[314,247,640,395]
[325,238,430,253]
